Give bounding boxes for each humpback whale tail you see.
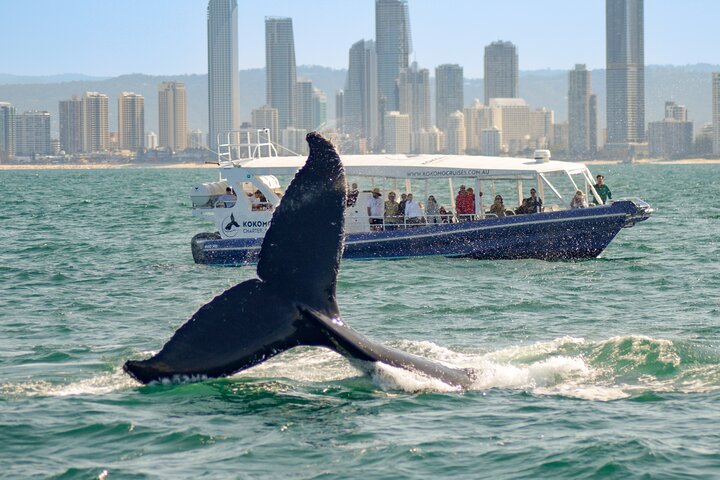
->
[124,132,474,388]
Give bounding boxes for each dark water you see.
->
[1,164,719,479]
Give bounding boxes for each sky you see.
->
[1,0,719,79]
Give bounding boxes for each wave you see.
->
[2,336,718,401]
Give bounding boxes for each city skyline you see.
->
[1,1,719,79]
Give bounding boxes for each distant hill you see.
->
[0,74,109,85]
[0,64,716,136]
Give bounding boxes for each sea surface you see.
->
[1,163,719,479]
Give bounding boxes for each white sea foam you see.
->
[4,336,717,401]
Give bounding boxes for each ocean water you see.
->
[1,163,719,479]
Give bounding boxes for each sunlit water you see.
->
[1,164,719,479]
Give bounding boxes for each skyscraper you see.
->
[436,64,464,132]
[606,0,645,147]
[446,110,466,154]
[489,98,530,154]
[0,102,17,162]
[251,105,279,145]
[15,110,51,156]
[118,92,145,151]
[383,111,410,154]
[82,92,109,153]
[344,39,378,148]
[375,0,411,111]
[398,62,431,136]
[648,101,693,159]
[312,88,327,130]
[59,96,83,154]
[158,81,188,151]
[484,41,518,104]
[568,64,597,157]
[713,73,720,155]
[207,0,240,151]
[266,16,297,131]
[295,79,315,132]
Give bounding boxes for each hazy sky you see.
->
[2,0,718,79]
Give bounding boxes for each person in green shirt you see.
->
[593,174,612,204]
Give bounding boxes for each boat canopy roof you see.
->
[224,153,591,180]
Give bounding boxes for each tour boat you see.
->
[189,131,652,266]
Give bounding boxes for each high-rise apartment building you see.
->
[15,110,51,156]
[251,105,279,145]
[446,111,466,154]
[344,39,379,149]
[481,127,501,156]
[207,0,240,151]
[530,107,554,149]
[606,0,645,147]
[335,90,344,133]
[118,92,144,150]
[59,96,83,154]
[436,64,464,132]
[712,73,720,155]
[648,101,693,158]
[568,64,597,157]
[0,102,17,162]
[312,88,327,130]
[589,94,599,153]
[375,0,411,111]
[398,62,431,137]
[82,92,109,153]
[383,111,410,154]
[158,81,188,151]
[266,16,297,131]
[484,41,518,104]
[489,98,530,154]
[464,99,501,154]
[295,79,315,132]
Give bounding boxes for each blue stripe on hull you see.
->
[193,201,640,266]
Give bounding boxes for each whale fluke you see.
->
[124,132,474,388]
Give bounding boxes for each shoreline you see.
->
[1,158,719,171]
[0,162,217,170]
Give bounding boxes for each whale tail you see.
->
[124,132,474,388]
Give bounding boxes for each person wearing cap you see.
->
[593,174,612,204]
[367,187,384,230]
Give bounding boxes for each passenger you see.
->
[367,187,384,231]
[439,206,451,223]
[593,174,612,204]
[426,195,441,224]
[515,198,532,215]
[489,195,507,218]
[218,187,237,208]
[347,182,359,207]
[397,193,408,220]
[527,188,543,213]
[384,191,401,229]
[404,193,425,226]
[570,190,588,209]
[466,188,478,219]
[455,185,469,220]
[252,189,269,211]
[517,188,542,214]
